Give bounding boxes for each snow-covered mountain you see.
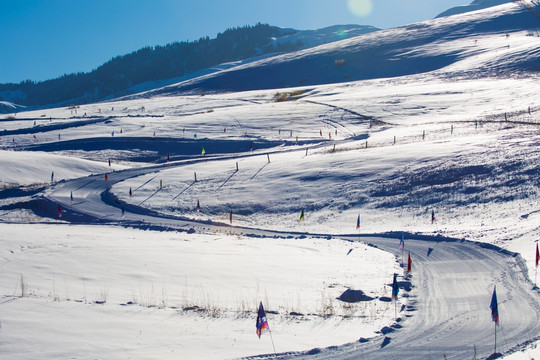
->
[436,0,514,18]
[144,1,540,97]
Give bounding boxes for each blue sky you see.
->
[0,0,469,84]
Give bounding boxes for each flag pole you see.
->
[494,320,497,356]
[534,243,540,287]
[268,327,277,355]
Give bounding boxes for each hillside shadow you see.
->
[217,171,237,190]
[249,163,269,181]
[135,176,156,191]
[173,181,196,200]
[138,188,162,206]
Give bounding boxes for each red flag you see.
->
[105,173,108,182]
[536,243,540,267]
[407,252,412,274]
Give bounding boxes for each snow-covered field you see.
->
[1,1,540,359]
[0,224,399,359]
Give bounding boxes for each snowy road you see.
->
[42,163,540,360]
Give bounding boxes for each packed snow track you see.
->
[275,236,540,359]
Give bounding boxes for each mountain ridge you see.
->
[0,24,378,111]
[142,1,540,97]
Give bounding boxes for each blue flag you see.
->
[490,286,499,325]
[392,273,399,300]
[256,302,269,338]
[399,233,404,249]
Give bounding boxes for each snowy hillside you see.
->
[436,0,513,18]
[144,1,540,95]
[1,1,540,359]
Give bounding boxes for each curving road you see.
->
[41,157,540,360]
[277,236,540,359]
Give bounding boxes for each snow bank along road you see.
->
[41,161,540,360]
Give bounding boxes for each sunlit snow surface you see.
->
[1,1,540,359]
